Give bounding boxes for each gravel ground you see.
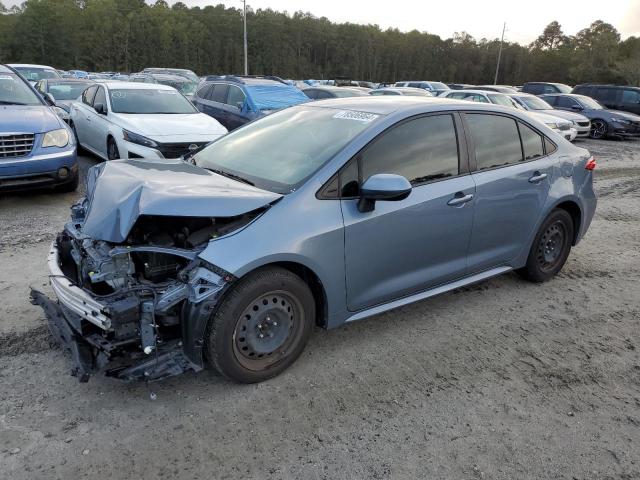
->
[0,140,639,479]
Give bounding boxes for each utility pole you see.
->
[494,22,506,85]
[242,0,248,75]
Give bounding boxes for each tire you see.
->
[517,209,574,283]
[205,266,315,383]
[589,119,608,139]
[107,137,120,160]
[55,173,79,193]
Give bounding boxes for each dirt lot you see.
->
[1,140,639,480]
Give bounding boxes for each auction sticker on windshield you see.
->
[333,110,379,123]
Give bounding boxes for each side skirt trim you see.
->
[345,266,512,323]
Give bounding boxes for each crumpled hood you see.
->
[113,113,227,138]
[0,105,62,133]
[81,158,282,243]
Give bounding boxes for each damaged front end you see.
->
[30,159,279,382]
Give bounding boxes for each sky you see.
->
[3,0,640,43]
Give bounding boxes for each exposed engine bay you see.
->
[30,203,264,383]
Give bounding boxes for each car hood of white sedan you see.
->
[525,111,572,125]
[537,109,589,123]
[113,112,228,139]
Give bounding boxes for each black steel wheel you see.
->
[517,209,574,283]
[206,266,315,383]
[107,137,120,160]
[590,119,608,139]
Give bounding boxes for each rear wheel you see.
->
[517,209,574,283]
[107,137,120,160]
[590,119,608,139]
[205,266,315,383]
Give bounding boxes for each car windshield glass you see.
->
[108,88,197,114]
[430,82,449,90]
[576,95,603,109]
[520,96,553,110]
[13,67,59,81]
[48,82,93,100]
[0,73,43,105]
[334,89,367,97]
[488,94,514,107]
[555,84,572,93]
[194,106,380,193]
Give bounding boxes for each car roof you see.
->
[7,63,57,69]
[446,89,490,95]
[100,81,177,90]
[303,95,493,115]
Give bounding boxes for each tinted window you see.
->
[544,137,557,155]
[360,114,459,185]
[595,87,618,103]
[227,85,246,106]
[108,89,197,114]
[209,84,229,103]
[519,123,544,160]
[526,84,543,95]
[93,86,106,107]
[543,85,558,94]
[316,90,333,99]
[622,89,640,104]
[467,114,522,170]
[540,95,557,106]
[196,83,211,99]
[82,85,98,106]
[304,89,318,99]
[556,96,580,109]
[408,82,422,88]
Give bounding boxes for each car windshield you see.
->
[576,95,604,110]
[0,73,43,105]
[334,88,367,97]
[488,93,514,107]
[194,106,380,193]
[159,80,198,96]
[555,84,572,93]
[108,88,197,114]
[13,67,60,81]
[430,82,449,90]
[48,81,93,100]
[519,96,553,110]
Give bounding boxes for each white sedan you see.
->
[69,82,227,160]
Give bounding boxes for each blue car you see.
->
[0,65,78,192]
[32,97,597,384]
[192,75,309,130]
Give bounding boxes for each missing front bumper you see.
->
[29,288,202,383]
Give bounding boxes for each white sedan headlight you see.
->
[42,128,70,148]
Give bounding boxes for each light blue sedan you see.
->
[32,96,597,384]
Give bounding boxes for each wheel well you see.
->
[270,262,328,328]
[555,201,581,245]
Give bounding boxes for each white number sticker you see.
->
[333,110,379,123]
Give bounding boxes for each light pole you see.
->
[242,0,248,75]
[494,22,506,85]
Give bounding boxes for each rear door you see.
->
[224,85,248,130]
[464,112,555,272]
[620,89,640,115]
[594,87,620,110]
[71,85,98,145]
[198,83,228,126]
[341,113,475,311]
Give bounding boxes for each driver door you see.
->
[340,113,475,311]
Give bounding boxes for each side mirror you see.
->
[43,93,55,106]
[94,103,107,115]
[358,174,412,213]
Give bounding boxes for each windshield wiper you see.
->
[205,168,255,186]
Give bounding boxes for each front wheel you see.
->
[517,209,574,283]
[107,137,120,160]
[205,266,315,383]
[589,119,608,139]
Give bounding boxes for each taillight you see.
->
[585,157,597,171]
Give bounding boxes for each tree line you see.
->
[1,0,639,86]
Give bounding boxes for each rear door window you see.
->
[208,83,229,103]
[595,87,619,103]
[466,114,523,170]
[556,96,580,109]
[196,83,212,99]
[622,89,640,104]
[527,84,543,95]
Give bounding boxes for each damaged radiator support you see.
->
[31,234,234,383]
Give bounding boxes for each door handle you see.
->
[447,193,474,206]
[528,172,548,183]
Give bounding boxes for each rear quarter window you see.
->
[466,114,523,170]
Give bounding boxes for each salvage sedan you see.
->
[32,97,597,384]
